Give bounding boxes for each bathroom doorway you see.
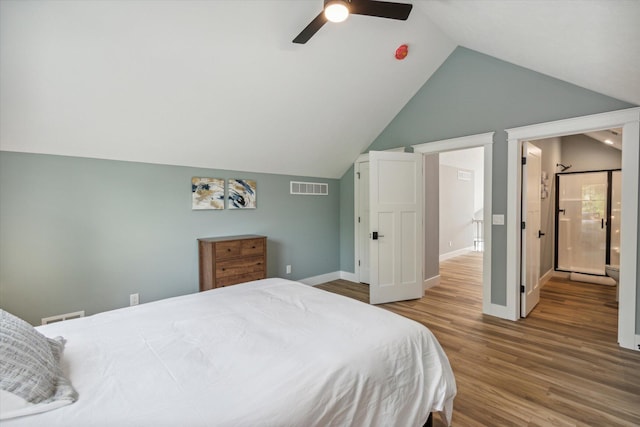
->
[506,107,639,350]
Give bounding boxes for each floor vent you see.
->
[41,310,85,325]
[290,181,328,196]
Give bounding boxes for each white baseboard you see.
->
[540,268,554,287]
[299,271,341,286]
[552,271,570,279]
[339,271,358,282]
[483,302,517,321]
[439,246,475,262]
[424,275,440,291]
[300,271,359,286]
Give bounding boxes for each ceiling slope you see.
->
[415,0,640,106]
[1,1,637,179]
[0,0,455,179]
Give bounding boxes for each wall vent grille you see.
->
[41,310,85,325]
[290,181,328,196]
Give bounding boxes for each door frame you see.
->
[412,132,496,316]
[506,107,640,350]
[554,169,619,274]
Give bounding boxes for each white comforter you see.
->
[7,278,456,426]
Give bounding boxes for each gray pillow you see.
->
[0,309,77,406]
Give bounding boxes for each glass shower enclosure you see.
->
[555,170,621,275]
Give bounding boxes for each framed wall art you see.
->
[192,177,225,210]
[228,179,256,209]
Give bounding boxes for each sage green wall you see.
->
[339,47,634,308]
[0,152,339,325]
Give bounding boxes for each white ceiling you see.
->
[1,0,638,179]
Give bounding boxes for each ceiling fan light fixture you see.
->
[324,0,350,23]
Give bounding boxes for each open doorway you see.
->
[436,147,485,308]
[520,131,622,325]
[506,107,639,350]
[413,132,496,316]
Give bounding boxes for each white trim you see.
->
[484,303,512,319]
[339,271,358,282]
[552,271,571,280]
[354,157,366,282]
[540,268,554,287]
[413,132,495,153]
[298,271,359,286]
[506,107,640,350]
[413,132,495,319]
[439,246,474,262]
[424,275,440,291]
[299,271,341,286]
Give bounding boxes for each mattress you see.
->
[5,278,456,426]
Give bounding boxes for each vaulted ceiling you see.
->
[1,0,638,178]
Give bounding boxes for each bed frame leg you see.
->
[423,412,433,427]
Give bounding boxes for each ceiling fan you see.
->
[292,0,413,44]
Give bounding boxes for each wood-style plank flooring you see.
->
[316,252,640,426]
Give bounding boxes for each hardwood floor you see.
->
[316,252,640,426]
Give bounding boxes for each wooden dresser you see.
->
[198,235,267,291]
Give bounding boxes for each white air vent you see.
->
[290,181,328,196]
[41,310,85,325]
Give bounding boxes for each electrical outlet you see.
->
[130,293,139,306]
[286,265,292,274]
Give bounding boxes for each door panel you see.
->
[369,151,423,305]
[521,142,542,317]
[401,211,417,284]
[556,172,607,275]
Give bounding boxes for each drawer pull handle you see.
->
[252,246,256,249]
[227,248,231,252]
[221,268,226,271]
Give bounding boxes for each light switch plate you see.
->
[492,214,505,225]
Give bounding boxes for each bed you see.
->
[1,278,456,426]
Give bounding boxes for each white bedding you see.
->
[5,278,456,426]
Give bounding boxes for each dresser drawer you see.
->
[216,271,266,287]
[215,238,264,260]
[216,256,265,278]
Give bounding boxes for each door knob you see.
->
[372,232,385,240]
[538,230,545,238]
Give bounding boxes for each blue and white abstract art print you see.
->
[228,179,256,209]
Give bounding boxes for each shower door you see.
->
[609,171,621,266]
[556,172,608,275]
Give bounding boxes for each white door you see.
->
[369,151,424,305]
[521,142,542,317]
[357,161,371,284]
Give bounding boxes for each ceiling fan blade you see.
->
[350,0,413,20]
[293,11,328,44]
